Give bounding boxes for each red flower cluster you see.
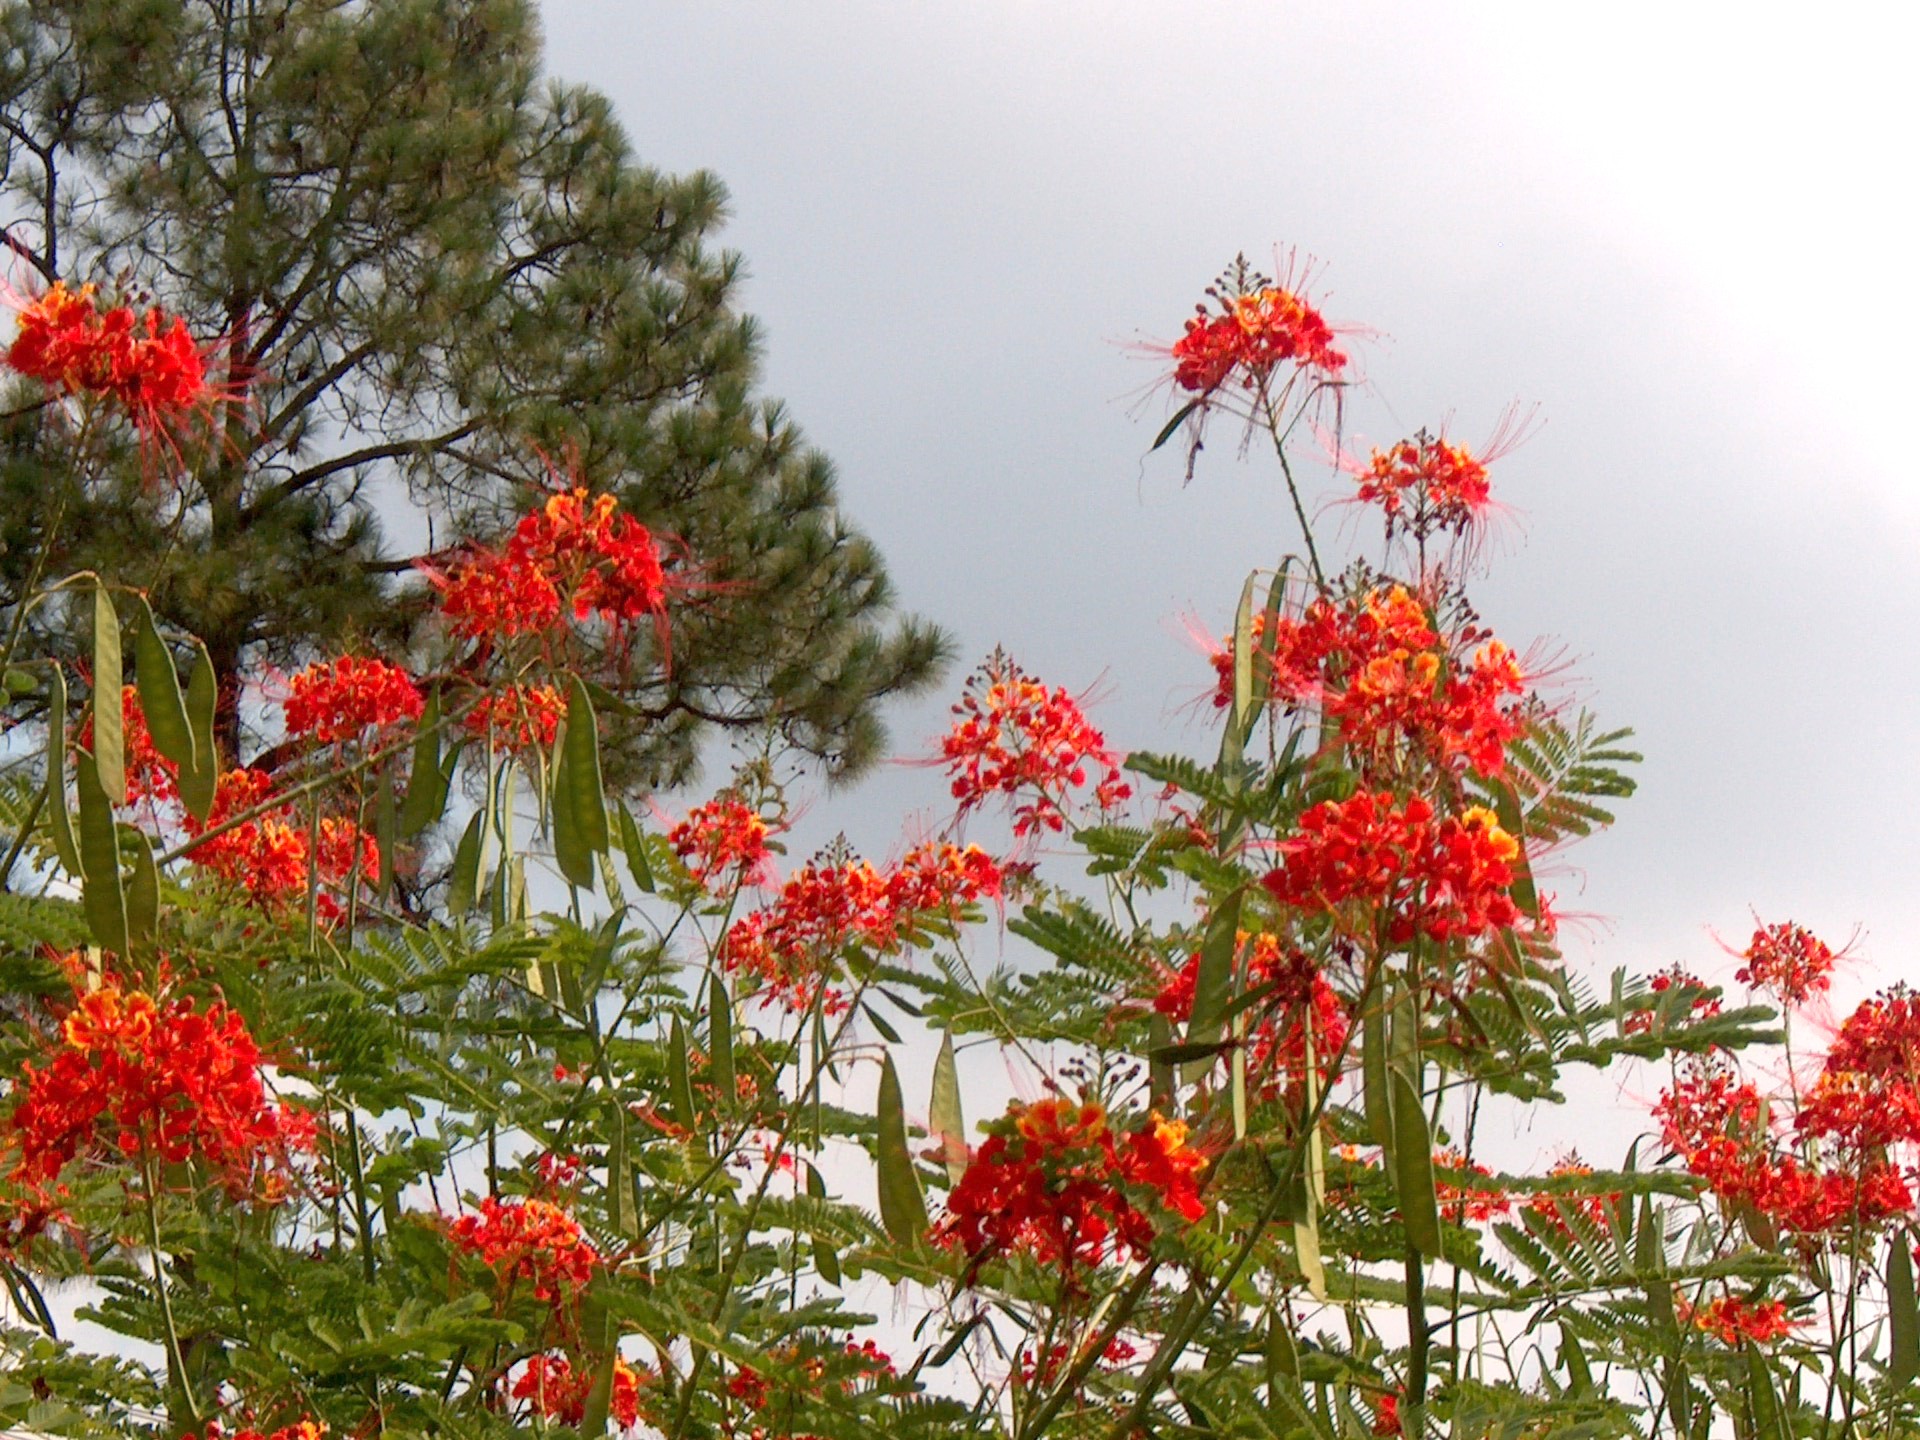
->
[1796,990,1920,1150]
[1171,283,1347,397]
[1153,932,1349,1101]
[1372,1393,1403,1437]
[185,768,378,920]
[1678,1294,1799,1346]
[1524,1153,1617,1234]
[1212,586,1528,780]
[720,842,1000,1012]
[513,1353,645,1428]
[1657,1058,1910,1235]
[1263,793,1534,944]
[1735,921,1838,1010]
[1432,1148,1510,1224]
[435,488,683,657]
[1352,433,1493,531]
[933,1098,1205,1273]
[462,682,565,752]
[7,281,211,441]
[668,795,777,891]
[941,653,1131,836]
[10,981,308,1190]
[283,656,423,745]
[448,1195,601,1305]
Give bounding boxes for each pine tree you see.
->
[0,0,946,785]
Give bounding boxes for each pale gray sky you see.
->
[540,2,1920,1015]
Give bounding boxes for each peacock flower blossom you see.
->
[283,656,424,746]
[181,767,378,921]
[448,1195,601,1305]
[1166,259,1348,400]
[1209,584,1531,781]
[716,840,1001,1013]
[10,979,310,1192]
[1432,1148,1511,1224]
[1678,1294,1800,1346]
[429,486,686,662]
[668,795,779,891]
[933,1096,1207,1275]
[1262,791,1536,945]
[513,1352,646,1428]
[182,1419,327,1440]
[6,280,219,471]
[1734,920,1840,1010]
[939,651,1131,837]
[462,682,565,752]
[79,685,177,806]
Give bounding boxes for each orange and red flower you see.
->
[1168,269,1347,399]
[284,656,424,745]
[668,795,778,891]
[1262,792,1535,945]
[513,1352,645,1428]
[1210,585,1529,781]
[1735,921,1838,1010]
[7,281,213,447]
[717,841,1001,1012]
[79,685,177,806]
[10,981,309,1191]
[934,1097,1205,1274]
[432,487,684,659]
[1657,1056,1912,1235]
[462,682,565,752]
[181,768,378,920]
[449,1195,601,1305]
[940,653,1130,836]
[1678,1294,1799,1346]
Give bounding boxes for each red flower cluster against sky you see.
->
[1212,585,1528,782]
[941,653,1130,837]
[1153,931,1348,1101]
[435,487,684,660]
[184,1419,327,1440]
[668,795,777,892]
[448,1195,601,1306]
[1171,284,1347,397]
[284,656,424,746]
[1735,920,1838,1010]
[185,767,377,921]
[1263,792,1535,945]
[719,841,1001,1012]
[7,280,212,446]
[81,685,176,807]
[10,980,308,1192]
[934,1097,1205,1273]
[1657,1056,1910,1236]
[462,681,565,752]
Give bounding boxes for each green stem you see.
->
[1405,1248,1430,1432]
[1261,393,1324,586]
[142,1155,202,1426]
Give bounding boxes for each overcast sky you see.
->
[539,3,1920,1028]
